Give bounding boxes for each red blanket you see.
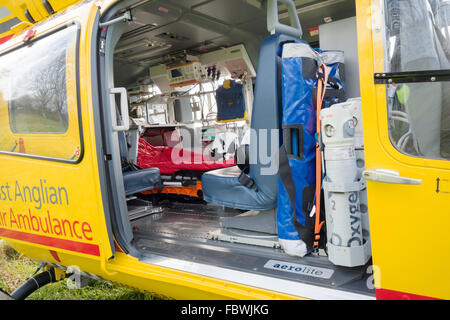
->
[137,138,235,175]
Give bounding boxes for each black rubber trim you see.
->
[43,0,56,15]
[374,70,450,84]
[24,9,36,24]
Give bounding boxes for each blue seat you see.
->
[123,168,161,196]
[202,33,301,211]
[117,124,161,196]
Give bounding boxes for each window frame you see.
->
[0,21,84,164]
[375,0,450,163]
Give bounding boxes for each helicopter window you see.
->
[383,0,450,160]
[0,24,82,161]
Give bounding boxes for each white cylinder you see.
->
[321,101,367,266]
[324,147,357,183]
[355,149,366,180]
[321,104,358,183]
[342,98,364,149]
[359,185,370,239]
[320,105,355,147]
[326,191,363,248]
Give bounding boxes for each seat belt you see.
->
[236,144,258,192]
[238,170,258,192]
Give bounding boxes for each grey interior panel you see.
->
[319,16,360,98]
[112,0,357,86]
[192,0,266,25]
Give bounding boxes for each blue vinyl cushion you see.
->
[202,166,277,211]
[123,168,160,196]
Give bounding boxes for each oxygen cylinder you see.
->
[340,98,365,178]
[321,105,363,245]
[343,98,364,149]
[341,98,370,239]
[320,99,371,267]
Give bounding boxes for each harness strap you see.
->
[313,61,329,250]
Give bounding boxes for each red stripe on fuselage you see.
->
[0,34,14,45]
[0,228,100,257]
[376,288,441,300]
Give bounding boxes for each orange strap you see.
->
[314,63,329,248]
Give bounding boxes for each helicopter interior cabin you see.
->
[1,0,450,300]
[97,0,375,298]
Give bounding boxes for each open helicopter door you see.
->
[359,0,450,300]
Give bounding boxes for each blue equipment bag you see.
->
[317,50,346,108]
[277,42,318,253]
[277,45,347,255]
[216,80,247,122]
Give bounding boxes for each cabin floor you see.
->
[128,200,375,298]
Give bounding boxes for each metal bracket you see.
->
[374,70,450,84]
[99,11,132,28]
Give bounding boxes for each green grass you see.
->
[0,240,159,300]
[10,112,68,134]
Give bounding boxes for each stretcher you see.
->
[137,138,235,199]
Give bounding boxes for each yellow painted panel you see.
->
[357,0,450,300]
[2,0,84,24]
[46,0,81,13]
[0,1,113,265]
[2,0,47,23]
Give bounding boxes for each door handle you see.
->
[362,169,422,185]
[110,87,130,132]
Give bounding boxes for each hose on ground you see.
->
[10,268,57,300]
